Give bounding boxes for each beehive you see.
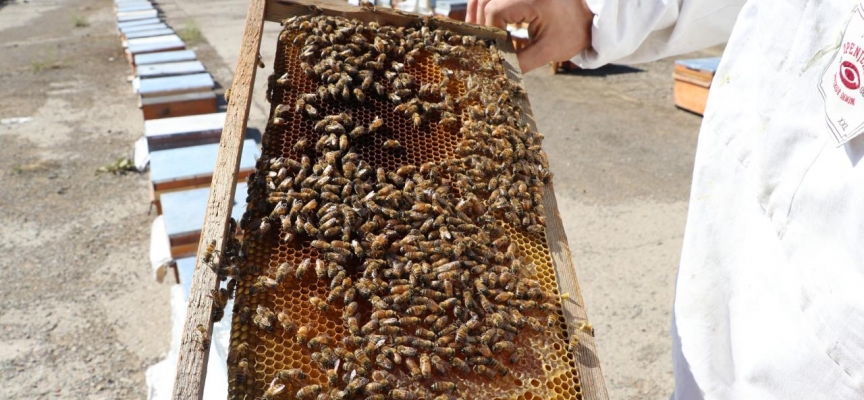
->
[222,11,583,400]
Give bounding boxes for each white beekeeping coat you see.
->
[573,0,864,398]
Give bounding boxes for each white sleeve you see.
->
[572,0,747,68]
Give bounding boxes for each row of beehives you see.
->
[111,1,256,397]
[113,0,256,262]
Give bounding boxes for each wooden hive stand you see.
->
[171,1,609,399]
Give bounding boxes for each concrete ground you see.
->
[0,0,172,398]
[1,0,722,397]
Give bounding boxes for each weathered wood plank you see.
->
[138,72,214,98]
[150,139,258,193]
[123,27,175,41]
[117,17,161,30]
[117,9,158,22]
[126,33,183,48]
[120,22,168,34]
[141,91,218,120]
[134,49,197,66]
[116,3,154,12]
[136,60,206,78]
[170,0,266,397]
[143,112,225,151]
[126,40,185,57]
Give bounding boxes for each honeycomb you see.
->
[223,12,581,400]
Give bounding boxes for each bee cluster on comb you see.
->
[211,9,582,400]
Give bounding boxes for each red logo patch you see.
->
[840,60,860,90]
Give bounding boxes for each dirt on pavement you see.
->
[0,0,171,398]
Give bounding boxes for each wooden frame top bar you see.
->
[265,0,508,41]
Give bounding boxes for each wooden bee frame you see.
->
[171,0,609,399]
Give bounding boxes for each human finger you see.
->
[484,0,537,30]
[466,0,479,23]
[476,0,493,26]
[517,38,557,72]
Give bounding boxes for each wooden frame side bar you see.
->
[170,0,266,398]
[497,40,610,400]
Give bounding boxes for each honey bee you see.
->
[344,301,359,318]
[404,358,421,379]
[492,340,516,354]
[209,288,228,321]
[296,324,311,346]
[262,380,286,400]
[344,316,360,335]
[277,368,307,383]
[354,348,372,369]
[545,314,560,328]
[195,324,210,350]
[368,116,384,133]
[308,334,332,350]
[365,381,390,395]
[525,316,543,332]
[254,305,276,331]
[275,262,293,283]
[321,368,338,387]
[502,349,525,364]
[379,325,403,335]
[345,376,370,395]
[414,328,436,340]
[371,309,396,320]
[310,296,329,312]
[405,305,426,316]
[433,346,455,358]
[455,325,469,344]
[296,384,322,399]
[330,270,346,289]
[304,103,318,118]
[376,353,394,369]
[235,358,249,383]
[296,257,311,279]
[450,356,470,374]
[360,319,379,335]
[272,311,295,332]
[238,306,251,324]
[398,316,421,326]
[383,139,401,150]
[419,354,432,379]
[389,389,416,400]
[374,82,386,96]
[430,354,449,375]
[430,381,457,393]
[473,364,497,379]
[202,240,218,266]
[227,341,248,364]
[353,88,366,103]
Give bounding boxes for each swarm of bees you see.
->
[210,8,572,400]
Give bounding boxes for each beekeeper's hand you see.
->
[466,0,593,72]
